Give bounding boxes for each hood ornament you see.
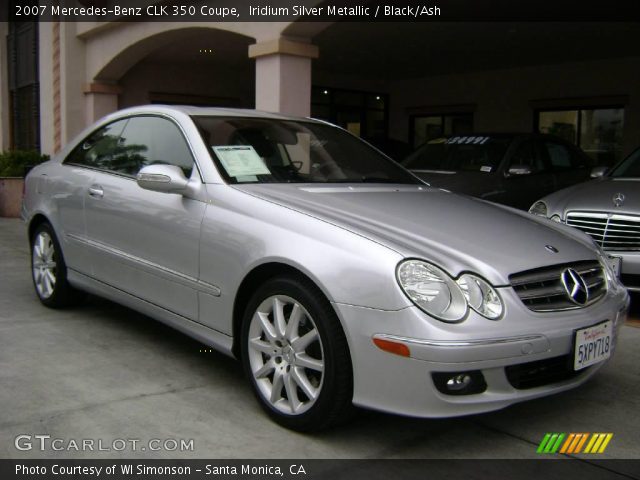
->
[613,193,625,207]
[545,245,559,253]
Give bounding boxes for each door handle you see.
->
[88,185,104,198]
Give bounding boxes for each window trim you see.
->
[63,113,203,182]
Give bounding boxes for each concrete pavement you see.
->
[0,217,638,461]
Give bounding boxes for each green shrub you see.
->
[0,150,49,177]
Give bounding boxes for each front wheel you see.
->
[240,276,353,431]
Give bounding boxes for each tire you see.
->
[240,275,354,432]
[31,222,85,308]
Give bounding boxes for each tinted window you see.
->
[610,148,640,178]
[509,141,547,173]
[64,119,128,169]
[542,141,587,171]
[192,116,419,184]
[111,116,194,177]
[403,136,511,173]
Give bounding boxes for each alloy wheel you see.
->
[247,295,325,415]
[32,231,57,299]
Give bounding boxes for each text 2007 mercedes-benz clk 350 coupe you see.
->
[23,106,629,431]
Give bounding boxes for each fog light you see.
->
[432,370,487,395]
[447,374,472,391]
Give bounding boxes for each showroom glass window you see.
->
[536,108,624,166]
[310,87,388,141]
[410,114,474,148]
[64,116,194,177]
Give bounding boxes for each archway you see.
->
[84,25,256,121]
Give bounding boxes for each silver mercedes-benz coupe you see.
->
[23,106,630,431]
[531,147,640,293]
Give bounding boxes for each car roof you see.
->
[110,104,322,123]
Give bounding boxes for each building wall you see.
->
[389,56,640,156]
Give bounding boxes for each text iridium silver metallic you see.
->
[23,106,629,429]
[531,147,640,292]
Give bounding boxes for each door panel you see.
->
[83,115,205,320]
[58,119,130,275]
[55,166,96,274]
[85,173,205,319]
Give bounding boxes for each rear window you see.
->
[403,136,512,173]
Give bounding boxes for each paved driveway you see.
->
[0,218,638,462]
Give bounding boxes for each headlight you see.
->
[529,201,548,216]
[456,274,503,320]
[593,242,618,287]
[397,260,467,322]
[550,214,562,223]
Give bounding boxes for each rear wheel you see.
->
[31,223,84,308]
[241,275,353,431]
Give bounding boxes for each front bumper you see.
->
[333,286,630,418]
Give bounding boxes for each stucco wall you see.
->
[389,56,640,156]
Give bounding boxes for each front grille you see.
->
[510,261,607,312]
[566,211,640,251]
[505,355,587,390]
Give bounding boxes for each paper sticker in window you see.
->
[212,146,270,177]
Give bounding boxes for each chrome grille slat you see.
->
[517,285,566,300]
[566,211,640,252]
[510,261,607,312]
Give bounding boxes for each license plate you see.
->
[574,321,612,371]
[607,255,622,278]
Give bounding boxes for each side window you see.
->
[110,116,195,177]
[543,141,573,171]
[63,119,128,169]
[509,141,546,173]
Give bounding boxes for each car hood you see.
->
[234,184,597,285]
[410,170,501,197]
[541,177,640,215]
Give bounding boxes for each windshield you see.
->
[609,148,640,178]
[191,116,421,185]
[403,136,512,173]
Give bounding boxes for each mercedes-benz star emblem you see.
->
[561,268,589,305]
[545,245,559,253]
[613,192,625,207]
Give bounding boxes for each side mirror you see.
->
[507,165,533,176]
[590,166,608,178]
[137,164,189,194]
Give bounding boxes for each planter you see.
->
[0,177,24,218]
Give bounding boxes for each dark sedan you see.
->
[403,133,593,210]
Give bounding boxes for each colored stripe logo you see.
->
[537,433,613,454]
